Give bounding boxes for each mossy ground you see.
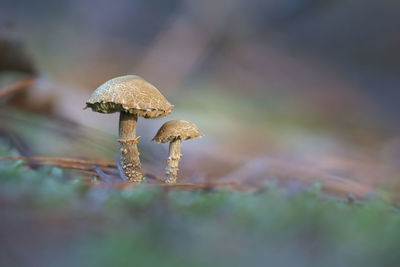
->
[1,158,400,267]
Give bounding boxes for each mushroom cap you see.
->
[152,120,204,143]
[85,75,174,118]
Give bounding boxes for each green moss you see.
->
[1,159,400,267]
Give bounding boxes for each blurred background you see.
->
[1,0,400,197]
[3,1,400,267]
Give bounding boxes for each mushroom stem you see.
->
[166,138,182,183]
[118,112,143,183]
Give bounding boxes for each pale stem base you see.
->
[118,112,143,183]
[166,139,182,183]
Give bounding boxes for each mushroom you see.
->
[152,120,203,183]
[85,75,174,183]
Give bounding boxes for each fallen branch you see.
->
[24,162,99,172]
[0,156,116,168]
[119,181,238,190]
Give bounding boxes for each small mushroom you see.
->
[152,120,203,183]
[85,75,174,183]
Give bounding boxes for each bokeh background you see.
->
[1,0,400,196]
[3,1,400,267]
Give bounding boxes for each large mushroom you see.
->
[152,120,203,183]
[85,75,174,183]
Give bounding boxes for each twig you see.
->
[144,172,164,182]
[119,181,238,190]
[0,156,116,168]
[92,165,113,184]
[24,162,99,172]
[158,182,237,189]
[0,156,117,174]
[0,126,34,157]
[0,77,36,99]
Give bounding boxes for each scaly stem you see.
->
[118,112,143,183]
[166,139,182,183]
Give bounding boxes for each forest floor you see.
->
[1,77,400,266]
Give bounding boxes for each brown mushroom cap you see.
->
[85,75,174,118]
[152,120,204,143]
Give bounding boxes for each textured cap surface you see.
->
[152,120,204,143]
[85,75,174,118]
